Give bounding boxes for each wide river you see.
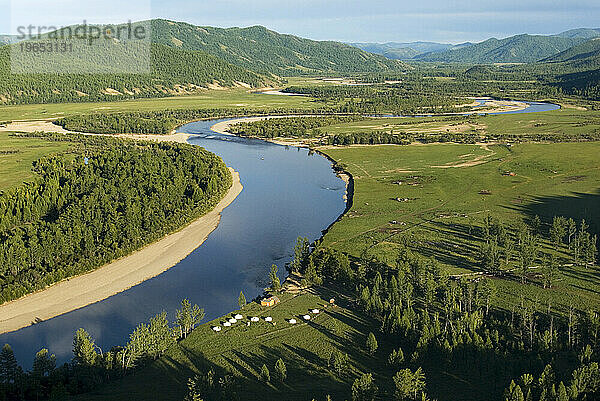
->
[0,119,347,366]
[0,100,560,366]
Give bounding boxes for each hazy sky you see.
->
[2,0,599,43]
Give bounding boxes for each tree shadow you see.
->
[507,189,600,236]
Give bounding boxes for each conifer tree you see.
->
[352,373,377,401]
[0,344,19,384]
[366,332,378,355]
[259,364,270,383]
[274,358,287,383]
[73,328,98,366]
[269,264,281,292]
[238,291,247,309]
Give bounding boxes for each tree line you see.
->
[287,223,599,401]
[54,107,337,135]
[0,299,204,399]
[227,116,365,138]
[225,114,600,146]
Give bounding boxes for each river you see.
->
[0,98,560,367]
[0,119,347,367]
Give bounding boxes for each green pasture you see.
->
[321,141,600,312]
[0,88,316,121]
[0,132,73,190]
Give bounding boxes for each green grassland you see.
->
[76,289,532,401]
[320,141,600,314]
[0,88,317,121]
[0,132,73,189]
[482,108,600,136]
[77,291,390,401]
[316,108,600,139]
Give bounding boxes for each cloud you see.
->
[0,0,598,42]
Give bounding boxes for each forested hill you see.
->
[148,19,406,75]
[414,34,584,63]
[0,43,267,104]
[543,38,600,66]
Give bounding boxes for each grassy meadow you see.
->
[320,141,600,314]
[76,291,391,401]
[0,88,317,121]
[76,288,543,401]
[0,132,74,189]
[312,107,600,139]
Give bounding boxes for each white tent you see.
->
[265,317,273,322]
[288,319,297,324]
[250,317,260,322]
[223,321,232,327]
[311,309,320,314]
[234,314,243,320]
[229,318,237,324]
[303,315,311,320]
[212,326,221,332]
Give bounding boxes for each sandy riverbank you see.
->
[0,120,195,144]
[0,120,78,134]
[0,168,242,335]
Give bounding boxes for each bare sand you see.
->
[116,132,193,144]
[0,120,78,134]
[0,169,242,335]
[0,120,195,144]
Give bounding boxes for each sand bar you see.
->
[0,168,242,335]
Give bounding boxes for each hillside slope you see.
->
[149,19,406,75]
[543,38,600,66]
[0,42,266,104]
[415,34,583,63]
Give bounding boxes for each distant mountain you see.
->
[348,41,472,60]
[553,28,600,40]
[149,19,406,75]
[414,34,584,63]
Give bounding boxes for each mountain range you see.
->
[0,19,407,104]
[0,19,599,104]
[347,41,472,60]
[350,28,600,63]
[149,19,404,76]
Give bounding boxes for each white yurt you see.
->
[250,317,260,322]
[212,326,221,332]
[223,321,231,327]
[311,309,320,314]
[229,318,237,324]
[288,319,297,324]
[265,317,273,322]
[303,315,311,320]
[234,314,243,320]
